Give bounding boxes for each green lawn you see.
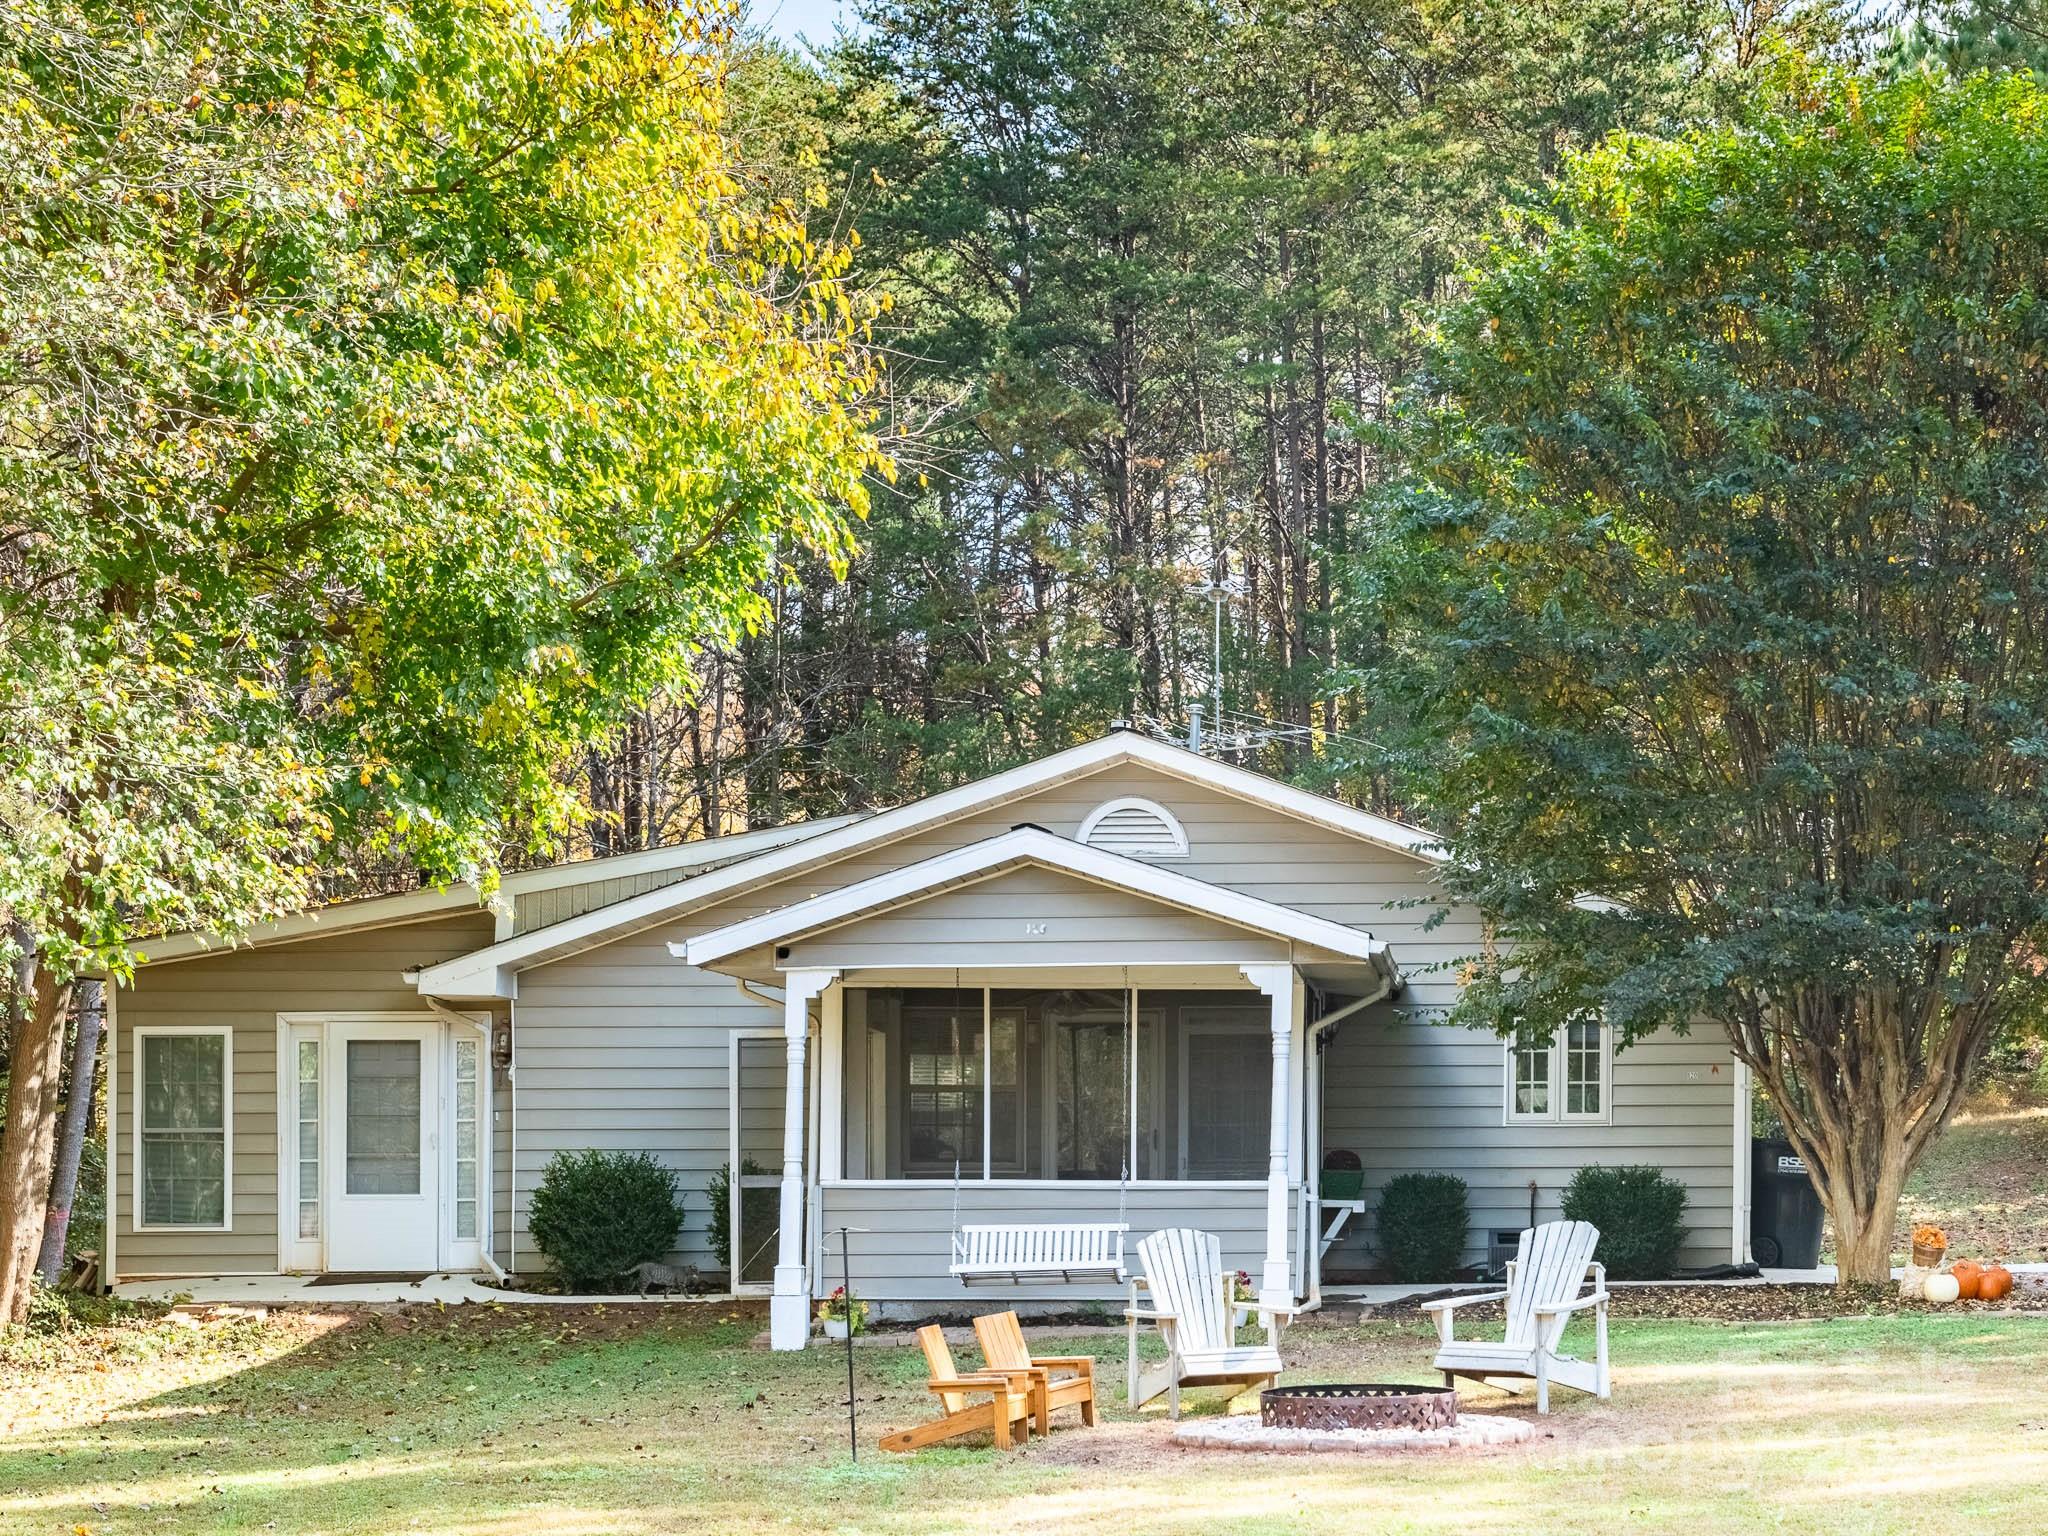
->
[1899,1100,2048,1264]
[3,1301,2045,1535]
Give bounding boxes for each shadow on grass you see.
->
[6,1306,2046,1536]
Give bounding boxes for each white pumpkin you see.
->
[1922,1272,1961,1304]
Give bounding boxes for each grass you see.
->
[1899,1097,2048,1264]
[4,1299,2047,1535]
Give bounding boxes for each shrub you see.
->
[1561,1164,1688,1279]
[1375,1172,1470,1281]
[527,1149,685,1291]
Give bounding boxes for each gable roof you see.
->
[414,729,1439,999]
[133,814,853,966]
[677,825,1396,972]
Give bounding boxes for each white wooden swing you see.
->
[947,1161,1130,1285]
[945,982,1136,1287]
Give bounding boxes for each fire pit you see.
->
[1261,1383,1459,1433]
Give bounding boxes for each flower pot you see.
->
[1911,1241,1946,1268]
[822,1317,850,1340]
[1233,1303,1253,1330]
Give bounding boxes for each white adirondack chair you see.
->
[1425,1219,1610,1414]
[1125,1228,1284,1418]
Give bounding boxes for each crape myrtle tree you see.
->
[1351,65,2048,1285]
[0,0,884,1323]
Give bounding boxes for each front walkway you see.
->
[119,1262,2048,1309]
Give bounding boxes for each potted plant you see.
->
[1229,1270,1256,1330]
[817,1286,868,1340]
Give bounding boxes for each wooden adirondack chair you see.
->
[1125,1228,1284,1418]
[972,1310,1098,1436]
[878,1325,1036,1453]
[1425,1219,1610,1414]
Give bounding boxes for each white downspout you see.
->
[737,977,786,1010]
[1732,1057,1753,1265]
[1296,964,1398,1313]
[102,981,118,1291]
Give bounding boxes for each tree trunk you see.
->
[0,929,76,1325]
[1809,1135,1913,1287]
[37,978,104,1285]
[1733,985,1986,1291]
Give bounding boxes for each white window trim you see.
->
[1503,1021,1612,1127]
[1077,796,1190,857]
[133,1024,234,1232]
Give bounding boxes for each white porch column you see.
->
[1242,963,1297,1318]
[772,968,837,1351]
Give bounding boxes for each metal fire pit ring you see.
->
[1260,1383,1459,1433]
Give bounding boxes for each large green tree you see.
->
[0,0,882,1322]
[1353,66,2048,1284]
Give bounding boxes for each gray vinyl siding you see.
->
[508,757,1740,1289]
[818,1183,1288,1303]
[111,912,498,1279]
[513,867,706,936]
[507,938,770,1274]
[785,866,1290,971]
[1321,1008,1738,1273]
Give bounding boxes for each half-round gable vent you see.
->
[1077,797,1189,858]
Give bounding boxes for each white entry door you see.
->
[326,1021,440,1271]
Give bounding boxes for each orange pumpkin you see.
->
[1979,1265,2014,1302]
[1950,1259,1984,1300]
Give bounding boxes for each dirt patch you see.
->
[1367,1278,2046,1324]
[259,1296,770,1345]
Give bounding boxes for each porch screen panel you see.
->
[1180,1012,1270,1179]
[901,996,1019,1174]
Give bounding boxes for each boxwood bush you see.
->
[1374,1171,1470,1281]
[1561,1164,1688,1279]
[527,1149,685,1291]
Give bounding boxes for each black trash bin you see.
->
[1750,1138,1825,1269]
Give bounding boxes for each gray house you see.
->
[107,730,1751,1348]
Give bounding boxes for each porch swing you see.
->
[947,1160,1131,1285]
[946,978,1133,1286]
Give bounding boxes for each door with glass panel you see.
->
[326,1020,440,1271]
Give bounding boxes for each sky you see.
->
[749,0,859,48]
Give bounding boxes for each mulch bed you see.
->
[1366,1279,2045,1323]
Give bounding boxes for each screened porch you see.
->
[840,984,1274,1185]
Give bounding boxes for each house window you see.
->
[1507,1020,1609,1124]
[137,1028,231,1228]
